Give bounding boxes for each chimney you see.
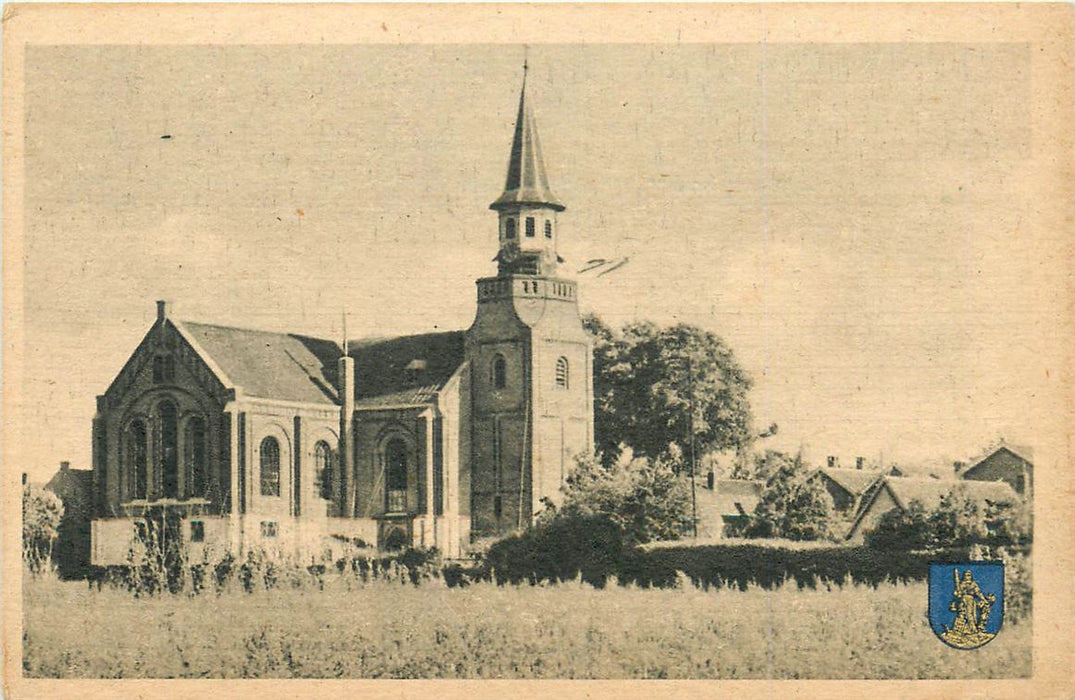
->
[156,300,168,323]
[60,460,70,472]
[338,352,355,516]
[953,460,966,474]
[855,457,865,470]
[827,456,838,468]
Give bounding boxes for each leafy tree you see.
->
[864,500,932,550]
[23,483,64,573]
[582,315,754,466]
[746,450,834,541]
[549,452,693,547]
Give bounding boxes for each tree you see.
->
[746,450,834,541]
[583,315,754,466]
[864,499,932,550]
[552,452,694,547]
[23,483,64,573]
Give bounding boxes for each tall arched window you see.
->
[491,354,507,390]
[385,438,408,512]
[260,437,281,497]
[124,420,148,500]
[184,417,207,499]
[158,401,179,499]
[313,440,333,502]
[504,218,516,239]
[555,356,570,389]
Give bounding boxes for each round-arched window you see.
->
[158,400,179,499]
[260,437,281,497]
[184,416,207,499]
[491,354,507,390]
[314,440,333,502]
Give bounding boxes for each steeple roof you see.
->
[490,67,565,212]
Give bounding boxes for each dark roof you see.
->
[45,467,93,517]
[963,443,1034,477]
[816,468,883,496]
[490,71,564,212]
[179,321,340,404]
[349,331,466,408]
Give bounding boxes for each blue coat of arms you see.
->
[928,562,1004,649]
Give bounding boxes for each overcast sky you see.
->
[18,42,1041,480]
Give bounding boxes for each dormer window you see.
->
[525,217,535,237]
[405,359,427,385]
[505,219,516,239]
[544,220,552,238]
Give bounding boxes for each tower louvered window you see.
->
[505,218,516,239]
[525,217,535,237]
[492,354,507,389]
[544,220,552,238]
[555,356,569,389]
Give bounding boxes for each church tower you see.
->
[466,65,595,537]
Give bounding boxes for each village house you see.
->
[694,479,763,538]
[88,67,594,564]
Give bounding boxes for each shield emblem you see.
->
[928,561,1005,649]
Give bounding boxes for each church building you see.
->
[89,69,594,564]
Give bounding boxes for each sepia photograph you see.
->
[3,3,1072,696]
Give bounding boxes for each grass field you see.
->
[22,571,1031,679]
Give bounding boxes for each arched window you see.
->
[555,356,570,389]
[124,420,148,500]
[313,440,333,502]
[491,354,507,390]
[260,437,280,497]
[158,401,179,499]
[544,219,553,238]
[184,417,207,499]
[504,218,516,239]
[385,438,408,512]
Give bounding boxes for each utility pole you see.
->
[688,355,698,538]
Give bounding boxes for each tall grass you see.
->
[23,568,1030,679]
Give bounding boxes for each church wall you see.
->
[97,329,227,516]
[352,408,424,519]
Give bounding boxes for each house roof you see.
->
[696,480,762,519]
[883,476,1017,512]
[846,476,1018,540]
[179,321,340,405]
[44,467,94,517]
[348,331,466,409]
[817,468,883,496]
[962,443,1034,479]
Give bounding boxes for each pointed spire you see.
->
[490,64,565,212]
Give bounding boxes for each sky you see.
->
[16,42,1043,481]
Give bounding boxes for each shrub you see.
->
[22,484,64,574]
[553,452,693,547]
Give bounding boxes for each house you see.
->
[811,467,884,516]
[845,476,1017,542]
[694,479,762,538]
[44,461,94,578]
[959,442,1032,497]
[88,66,594,564]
